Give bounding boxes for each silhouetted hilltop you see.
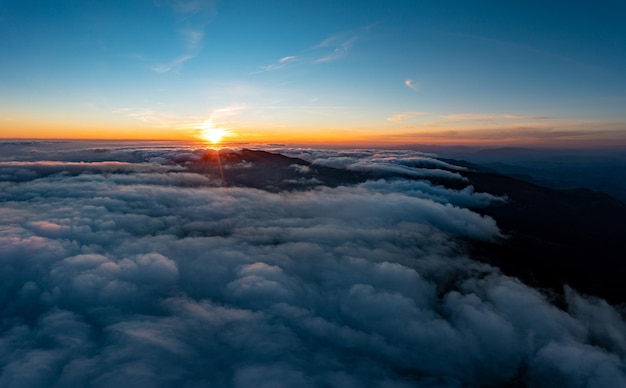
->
[460,168,626,305]
[186,149,626,304]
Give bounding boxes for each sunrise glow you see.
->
[200,127,229,144]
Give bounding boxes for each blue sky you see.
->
[1,0,625,145]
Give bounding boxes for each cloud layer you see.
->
[1,142,625,387]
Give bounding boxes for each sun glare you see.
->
[201,128,228,144]
[197,120,231,145]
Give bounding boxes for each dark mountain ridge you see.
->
[188,149,626,305]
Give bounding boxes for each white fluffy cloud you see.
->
[0,142,624,387]
[270,147,467,180]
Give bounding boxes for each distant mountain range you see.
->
[394,145,626,202]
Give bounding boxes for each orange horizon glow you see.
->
[2,118,626,149]
[1,133,624,150]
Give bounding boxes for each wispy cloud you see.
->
[151,0,218,73]
[439,113,554,121]
[440,113,502,121]
[314,35,358,63]
[390,118,626,146]
[387,112,624,144]
[113,108,180,126]
[387,112,427,122]
[255,56,299,73]
[313,24,376,63]
[181,29,204,50]
[113,104,247,136]
[397,125,615,141]
[405,79,418,91]
[152,55,195,73]
[254,29,359,70]
[206,104,247,125]
[251,24,375,73]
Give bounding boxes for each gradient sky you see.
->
[1,0,626,146]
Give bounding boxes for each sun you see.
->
[201,128,228,144]
[196,120,232,145]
